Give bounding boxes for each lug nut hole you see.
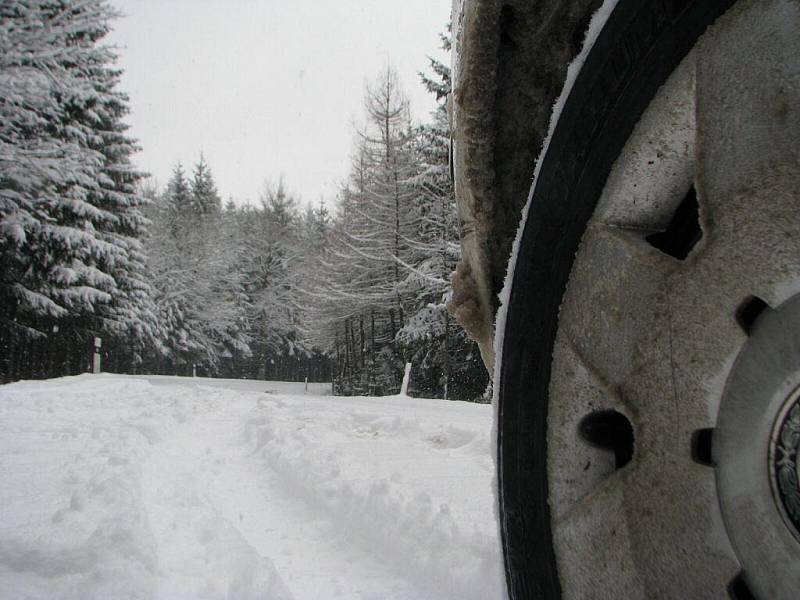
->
[578,410,634,469]
[691,428,715,467]
[728,572,757,600]
[735,296,770,335]
[645,184,702,260]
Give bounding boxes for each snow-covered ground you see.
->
[0,374,503,599]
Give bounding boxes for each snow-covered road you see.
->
[0,375,503,599]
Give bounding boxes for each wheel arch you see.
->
[449,0,604,372]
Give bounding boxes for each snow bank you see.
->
[1,375,501,599]
[129,373,332,396]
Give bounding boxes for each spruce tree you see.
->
[237,180,305,379]
[146,159,249,375]
[397,24,487,400]
[166,163,192,215]
[190,154,221,214]
[0,0,152,373]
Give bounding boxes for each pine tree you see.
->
[419,26,452,103]
[146,159,249,375]
[238,180,306,379]
[396,24,487,400]
[190,154,221,214]
[166,163,192,214]
[0,0,153,378]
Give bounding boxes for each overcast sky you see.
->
[107,0,452,207]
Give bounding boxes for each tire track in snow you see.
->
[0,376,501,599]
[141,390,420,599]
[240,394,503,600]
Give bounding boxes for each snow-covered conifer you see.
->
[396,25,487,400]
[145,159,249,374]
[166,163,191,215]
[190,154,221,215]
[0,0,153,357]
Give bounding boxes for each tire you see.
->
[496,1,800,598]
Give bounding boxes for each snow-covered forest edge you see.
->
[0,1,488,400]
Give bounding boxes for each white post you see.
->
[304,376,308,392]
[400,362,412,396]
[192,363,197,378]
[92,337,102,374]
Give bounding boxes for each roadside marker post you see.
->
[92,337,102,374]
[400,362,412,396]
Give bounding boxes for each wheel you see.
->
[497,1,800,598]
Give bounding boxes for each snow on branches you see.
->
[0,0,152,347]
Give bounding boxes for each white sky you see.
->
[107,0,452,207]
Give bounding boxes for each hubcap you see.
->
[716,293,800,595]
[772,388,800,540]
[545,1,800,597]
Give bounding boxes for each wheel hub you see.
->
[715,293,800,596]
[772,388,800,540]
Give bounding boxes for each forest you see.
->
[0,0,488,400]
